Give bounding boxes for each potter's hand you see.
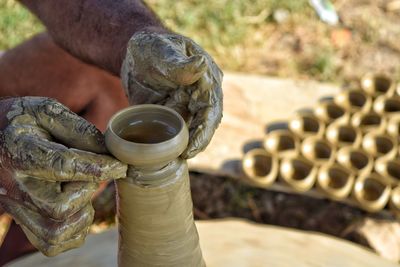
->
[121,32,223,158]
[0,97,127,256]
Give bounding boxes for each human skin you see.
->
[0,33,128,265]
[20,0,224,158]
[0,32,129,131]
[1,0,223,262]
[0,97,128,257]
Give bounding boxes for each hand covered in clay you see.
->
[0,97,127,256]
[121,32,223,158]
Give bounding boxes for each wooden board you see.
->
[7,219,399,267]
[188,72,340,178]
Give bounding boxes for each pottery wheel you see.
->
[7,219,398,267]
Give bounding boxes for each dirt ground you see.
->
[189,172,391,246]
[233,0,400,84]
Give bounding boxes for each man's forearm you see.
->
[20,0,169,75]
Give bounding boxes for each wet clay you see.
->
[119,121,177,144]
[105,105,205,267]
[121,31,223,159]
[0,97,127,256]
[117,161,205,267]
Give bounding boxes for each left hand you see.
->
[121,32,223,158]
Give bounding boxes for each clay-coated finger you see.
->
[183,84,223,158]
[1,197,94,245]
[9,134,127,182]
[22,225,87,257]
[17,175,98,220]
[10,97,107,153]
[166,54,207,86]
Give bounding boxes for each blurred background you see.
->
[1,0,400,264]
[1,0,399,84]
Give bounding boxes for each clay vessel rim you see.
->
[107,104,186,147]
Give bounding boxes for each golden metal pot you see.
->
[373,95,400,117]
[326,121,362,148]
[301,136,335,165]
[387,114,400,138]
[334,89,372,114]
[353,173,391,213]
[314,99,348,124]
[375,158,400,186]
[280,156,317,192]
[242,148,279,187]
[351,110,386,134]
[361,73,395,98]
[288,113,325,139]
[317,163,355,200]
[389,186,400,218]
[336,147,373,176]
[362,132,397,160]
[263,130,300,158]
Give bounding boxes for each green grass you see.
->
[148,0,312,68]
[0,0,43,50]
[0,0,311,67]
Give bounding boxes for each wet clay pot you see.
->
[334,89,372,114]
[279,156,317,192]
[317,163,355,200]
[375,158,400,186]
[105,104,205,267]
[301,136,335,166]
[361,73,396,98]
[242,148,279,187]
[314,99,348,124]
[336,147,373,177]
[263,130,300,158]
[325,121,362,148]
[288,112,325,139]
[353,173,391,213]
[362,132,397,160]
[351,110,386,134]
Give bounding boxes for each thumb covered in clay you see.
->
[121,31,223,159]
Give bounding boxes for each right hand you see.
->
[0,97,127,256]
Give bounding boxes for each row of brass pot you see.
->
[242,146,400,214]
[242,73,400,214]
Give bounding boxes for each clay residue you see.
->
[117,160,205,266]
[121,31,223,159]
[0,96,127,256]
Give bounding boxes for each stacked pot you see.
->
[242,73,400,215]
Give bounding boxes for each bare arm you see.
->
[19,0,169,75]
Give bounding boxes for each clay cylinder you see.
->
[279,156,317,192]
[375,158,400,186]
[389,186,400,218]
[301,136,335,166]
[314,100,348,124]
[353,173,391,213]
[351,110,386,134]
[373,95,400,117]
[336,147,373,176]
[325,122,362,148]
[362,132,397,160]
[105,105,205,267]
[288,113,325,139]
[263,130,300,158]
[334,89,372,114]
[317,163,355,200]
[242,148,278,187]
[361,73,395,98]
